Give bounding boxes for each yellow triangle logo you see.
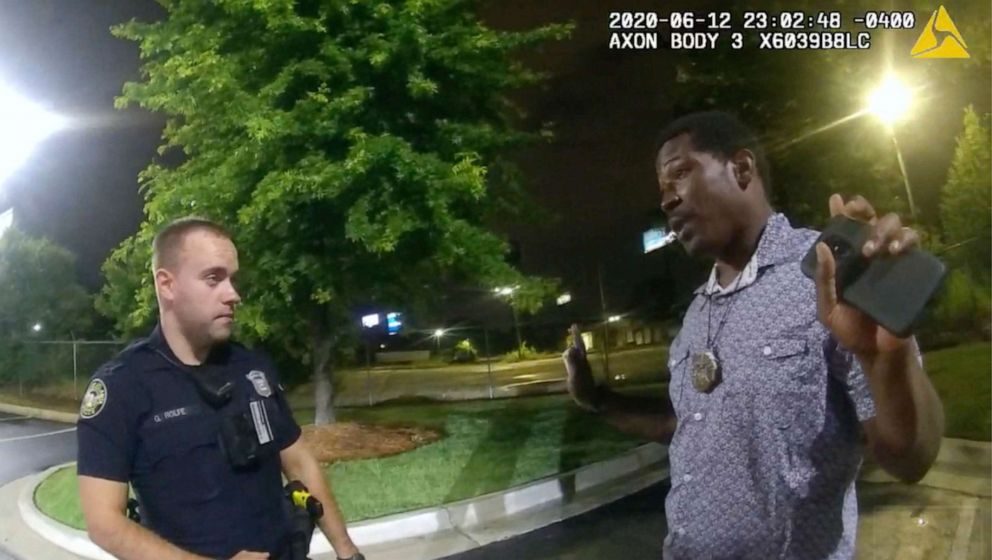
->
[911,6,970,58]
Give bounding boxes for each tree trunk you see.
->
[312,318,336,425]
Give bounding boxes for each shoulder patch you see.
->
[80,379,108,419]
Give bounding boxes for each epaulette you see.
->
[92,336,153,379]
[225,340,257,363]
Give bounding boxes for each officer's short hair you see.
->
[655,111,772,195]
[152,217,232,271]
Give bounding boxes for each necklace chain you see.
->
[705,266,746,348]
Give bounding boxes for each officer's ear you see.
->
[154,268,176,302]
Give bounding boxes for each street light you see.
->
[433,328,446,354]
[867,75,913,126]
[493,286,523,358]
[866,74,917,218]
[0,82,66,189]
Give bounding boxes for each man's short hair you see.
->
[655,111,772,193]
[152,217,232,271]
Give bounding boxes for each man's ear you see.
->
[155,268,175,303]
[731,148,756,189]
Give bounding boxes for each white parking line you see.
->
[502,378,566,389]
[0,415,30,423]
[0,427,76,444]
[949,497,979,560]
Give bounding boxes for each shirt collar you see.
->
[695,212,794,296]
[702,254,758,296]
[147,323,229,366]
[147,324,176,360]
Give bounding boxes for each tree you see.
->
[668,0,991,231]
[939,106,991,283]
[0,228,96,387]
[0,228,94,339]
[100,0,568,423]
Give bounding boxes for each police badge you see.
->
[247,370,273,397]
[690,350,722,393]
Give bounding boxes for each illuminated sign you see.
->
[643,227,676,253]
[386,312,402,335]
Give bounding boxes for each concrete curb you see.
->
[0,402,77,424]
[18,468,112,560]
[17,444,669,560]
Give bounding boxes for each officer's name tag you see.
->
[150,404,203,425]
[249,400,273,445]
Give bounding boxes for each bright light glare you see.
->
[0,208,12,240]
[494,286,517,297]
[0,83,66,186]
[867,75,912,125]
[361,313,380,328]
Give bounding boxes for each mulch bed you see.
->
[301,422,442,463]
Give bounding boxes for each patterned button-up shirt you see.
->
[663,212,878,560]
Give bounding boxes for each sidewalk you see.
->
[336,345,666,375]
[329,346,667,407]
[857,437,991,559]
[856,481,990,559]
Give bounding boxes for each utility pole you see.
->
[598,262,611,379]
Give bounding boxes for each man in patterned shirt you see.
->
[563,111,944,559]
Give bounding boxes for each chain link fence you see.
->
[0,339,126,401]
[332,320,671,407]
[0,320,672,409]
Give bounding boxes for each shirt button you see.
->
[762,346,772,356]
[683,474,693,483]
[693,412,703,421]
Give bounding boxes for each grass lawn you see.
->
[34,466,85,529]
[0,379,83,415]
[35,390,658,530]
[924,341,991,441]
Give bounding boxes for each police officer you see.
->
[77,218,364,560]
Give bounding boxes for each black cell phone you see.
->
[800,216,947,338]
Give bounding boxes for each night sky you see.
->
[1,0,988,325]
[0,0,164,287]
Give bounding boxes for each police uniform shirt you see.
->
[77,325,303,558]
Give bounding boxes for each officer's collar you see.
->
[148,324,231,367]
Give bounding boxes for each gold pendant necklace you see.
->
[691,349,721,393]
